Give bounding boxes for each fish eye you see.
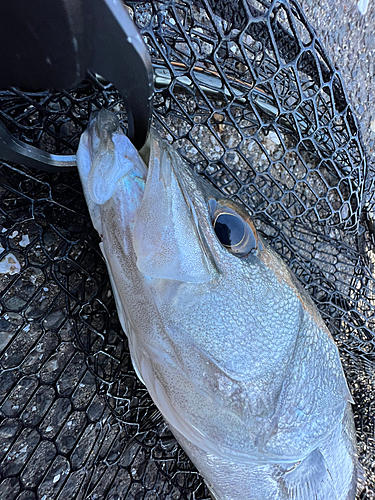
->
[212,203,258,257]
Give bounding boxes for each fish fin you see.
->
[317,405,358,500]
[282,448,338,500]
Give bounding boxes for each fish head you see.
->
[78,108,284,294]
[77,109,327,364]
[134,127,274,287]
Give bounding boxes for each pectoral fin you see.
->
[283,449,337,500]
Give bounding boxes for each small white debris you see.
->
[358,0,369,15]
[46,426,53,432]
[43,287,49,292]
[9,231,18,239]
[23,324,31,333]
[30,275,37,285]
[1,227,7,233]
[0,253,21,275]
[371,119,375,133]
[19,234,30,247]
[32,406,37,411]
[268,131,281,145]
[53,474,61,483]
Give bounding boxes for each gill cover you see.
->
[133,132,217,283]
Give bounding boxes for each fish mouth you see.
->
[80,109,148,206]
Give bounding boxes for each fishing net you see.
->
[0,0,374,499]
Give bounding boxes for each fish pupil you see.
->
[214,213,245,247]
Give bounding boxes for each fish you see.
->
[76,108,358,500]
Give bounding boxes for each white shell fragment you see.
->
[0,253,21,275]
[19,234,30,247]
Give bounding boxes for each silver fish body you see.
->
[77,109,357,500]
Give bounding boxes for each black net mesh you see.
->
[0,1,374,499]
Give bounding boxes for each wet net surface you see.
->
[0,0,374,499]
